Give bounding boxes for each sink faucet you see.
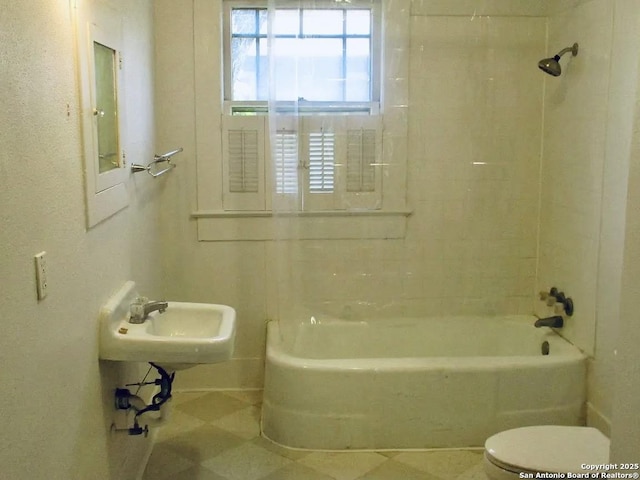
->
[130,299,168,324]
[534,315,564,328]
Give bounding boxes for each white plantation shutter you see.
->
[222,115,266,210]
[220,115,382,212]
[269,116,300,211]
[228,129,259,193]
[302,117,344,210]
[308,131,335,193]
[274,130,298,194]
[347,128,377,192]
[338,115,382,209]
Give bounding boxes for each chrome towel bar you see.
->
[131,147,183,178]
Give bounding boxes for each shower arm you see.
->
[555,43,579,59]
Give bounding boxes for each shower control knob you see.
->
[545,287,559,306]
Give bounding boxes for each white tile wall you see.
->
[408,14,546,315]
[537,0,614,357]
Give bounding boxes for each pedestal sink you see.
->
[99,281,235,371]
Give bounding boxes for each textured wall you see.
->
[0,0,160,478]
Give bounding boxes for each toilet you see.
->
[483,426,610,479]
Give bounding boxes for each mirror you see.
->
[93,41,120,174]
[75,11,129,228]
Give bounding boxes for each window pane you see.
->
[257,40,268,100]
[298,39,343,101]
[228,6,374,106]
[273,38,299,101]
[346,38,370,101]
[274,9,299,35]
[232,9,257,34]
[258,9,268,35]
[231,38,258,100]
[346,10,370,35]
[302,10,343,35]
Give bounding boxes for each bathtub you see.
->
[261,315,586,449]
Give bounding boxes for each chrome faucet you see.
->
[129,299,168,324]
[534,315,564,328]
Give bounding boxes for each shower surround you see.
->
[156,2,629,443]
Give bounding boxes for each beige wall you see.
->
[0,0,161,478]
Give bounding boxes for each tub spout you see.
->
[535,315,564,328]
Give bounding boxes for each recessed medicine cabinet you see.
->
[75,4,128,228]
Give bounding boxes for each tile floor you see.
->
[143,391,488,480]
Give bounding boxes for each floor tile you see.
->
[456,462,489,480]
[298,452,387,480]
[261,462,336,480]
[211,406,261,439]
[201,442,292,480]
[357,459,441,480]
[157,407,206,440]
[160,424,245,463]
[142,443,195,480]
[170,391,210,406]
[223,389,263,406]
[175,392,248,422]
[144,391,487,480]
[394,450,484,479]
[251,436,313,461]
[165,464,230,480]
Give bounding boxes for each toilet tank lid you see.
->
[485,426,609,474]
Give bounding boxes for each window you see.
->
[190,0,410,240]
[223,2,380,114]
[221,1,382,212]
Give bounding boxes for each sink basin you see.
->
[99,282,235,371]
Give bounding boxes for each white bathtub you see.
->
[261,315,586,449]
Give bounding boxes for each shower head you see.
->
[538,43,579,77]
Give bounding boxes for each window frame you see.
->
[222,0,382,115]
[190,0,411,241]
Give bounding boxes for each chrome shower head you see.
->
[538,43,579,76]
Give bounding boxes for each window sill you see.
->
[192,210,411,241]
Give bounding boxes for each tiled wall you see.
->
[407,13,546,315]
[157,2,547,390]
[271,13,547,320]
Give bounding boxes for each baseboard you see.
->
[586,402,611,438]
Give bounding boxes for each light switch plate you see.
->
[35,251,47,300]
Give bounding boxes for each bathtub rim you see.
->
[265,317,587,372]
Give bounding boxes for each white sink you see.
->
[99,282,235,371]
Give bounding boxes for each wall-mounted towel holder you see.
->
[131,147,183,178]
